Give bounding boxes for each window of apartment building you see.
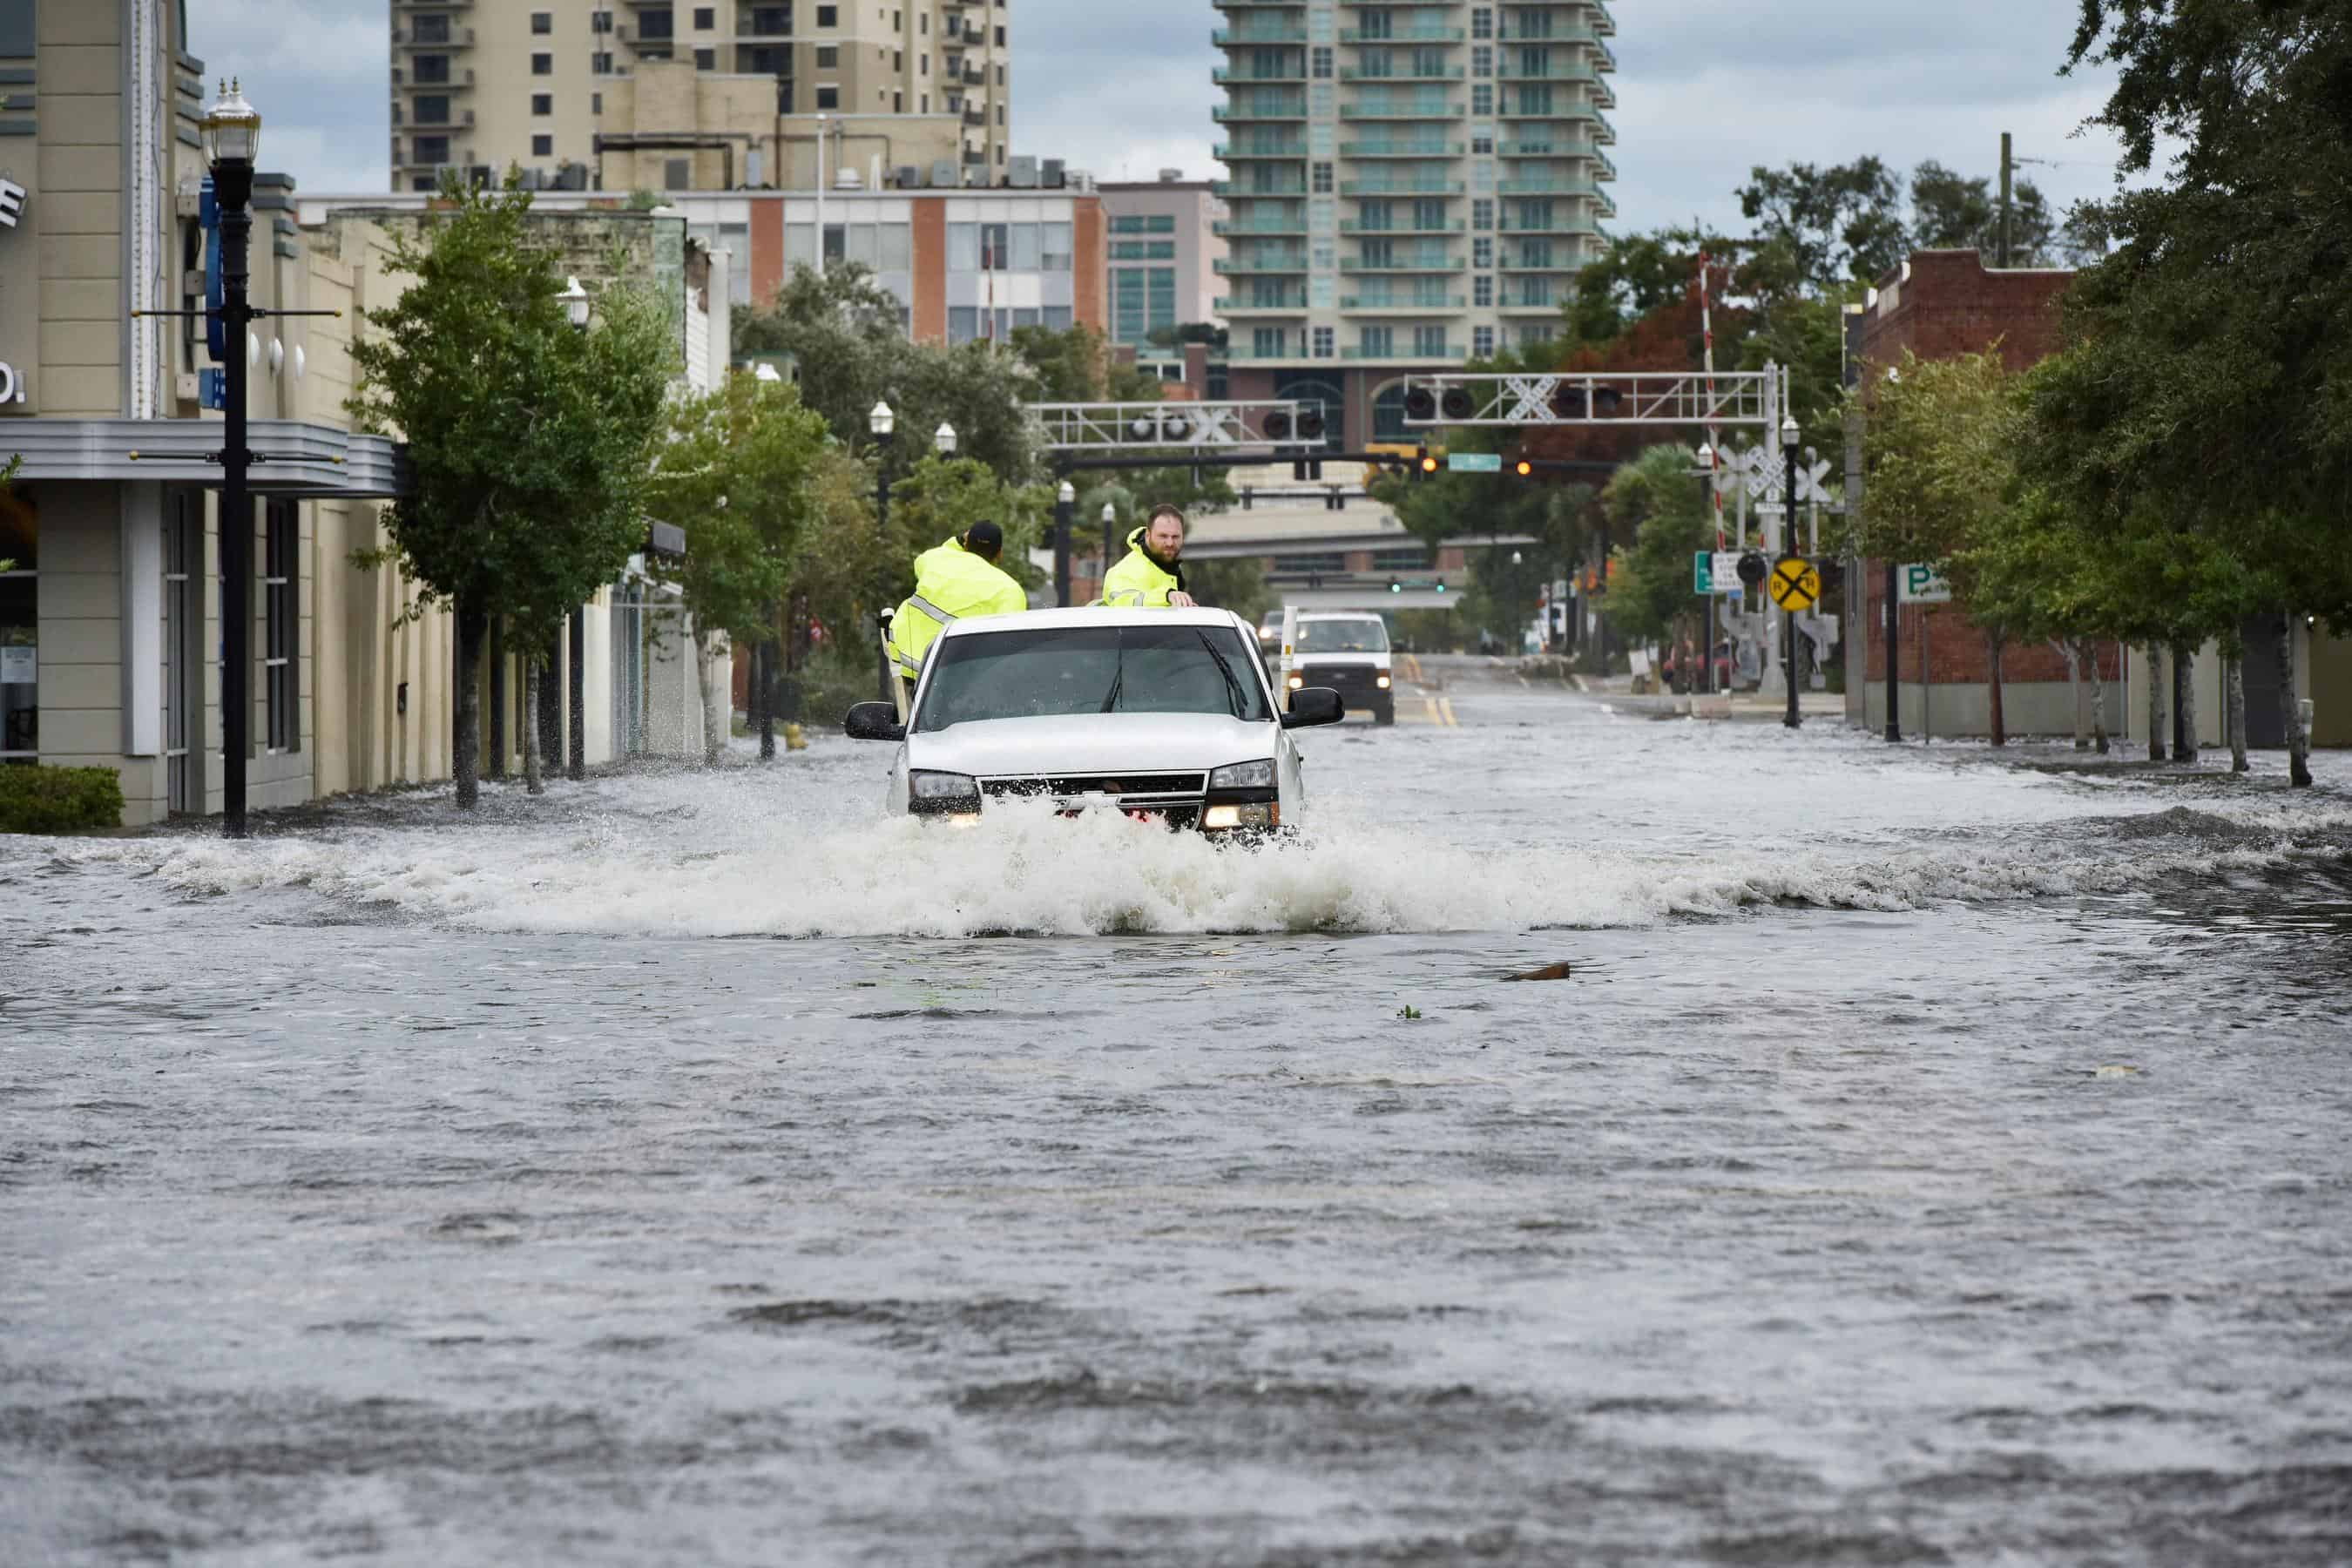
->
[1474,274,1494,308]
[1473,237,1495,270]
[693,6,713,26]
[413,14,451,44]
[920,92,928,112]
[1472,130,1494,154]
[995,24,1005,44]
[666,158,693,190]
[531,11,552,34]
[591,8,612,30]
[893,90,903,112]
[1311,326,1335,359]
[1473,199,1495,231]
[1517,323,1554,348]
[816,44,839,66]
[816,3,837,24]
[592,91,603,113]
[263,501,297,754]
[815,84,840,108]
[1471,8,1493,40]
[533,133,554,157]
[919,52,929,75]
[1359,326,1393,357]
[414,134,450,165]
[1474,326,1496,357]
[592,51,614,73]
[1472,84,1494,116]
[640,9,674,41]
[997,64,1005,85]
[413,54,449,84]
[531,93,552,115]
[1253,328,1287,359]
[695,47,714,68]
[919,11,928,31]
[414,94,450,125]
[1310,45,1333,78]
[1413,325,1449,358]
[411,175,436,193]
[532,51,553,74]
[1311,162,1333,194]
[1473,46,1493,77]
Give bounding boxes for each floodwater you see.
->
[4,659,2350,1565]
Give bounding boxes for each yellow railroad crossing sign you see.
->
[1767,557,1821,612]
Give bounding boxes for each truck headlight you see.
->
[1375,671,1392,689]
[1209,759,1276,791]
[1204,801,1279,831]
[909,770,981,814]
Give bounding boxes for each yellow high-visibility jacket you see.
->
[1097,528,1185,608]
[889,537,1027,679]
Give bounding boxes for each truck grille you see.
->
[983,774,1207,801]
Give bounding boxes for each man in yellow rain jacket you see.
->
[889,521,1027,689]
[1098,505,1199,609]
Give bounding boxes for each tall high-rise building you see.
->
[389,0,1013,195]
[1212,0,1616,445]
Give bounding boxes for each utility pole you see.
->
[1997,132,2013,269]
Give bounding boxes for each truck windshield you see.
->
[915,624,1274,731]
[1296,618,1389,653]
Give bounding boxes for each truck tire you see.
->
[1374,700,1396,727]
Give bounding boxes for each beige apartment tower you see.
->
[389,0,1012,194]
[1213,0,1617,391]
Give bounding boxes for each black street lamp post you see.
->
[1100,501,1118,581]
[202,80,261,839]
[1053,479,1074,607]
[1781,413,1802,731]
[561,278,591,781]
[870,400,896,703]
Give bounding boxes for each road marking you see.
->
[1405,653,1425,682]
[1423,695,1443,726]
[1517,673,1529,687]
[1439,697,1459,727]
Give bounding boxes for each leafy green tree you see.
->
[1737,158,1909,293]
[1184,557,1274,626]
[1602,445,1713,651]
[888,454,1051,593]
[349,176,677,805]
[646,373,835,761]
[2028,0,2352,782]
[1010,323,1237,524]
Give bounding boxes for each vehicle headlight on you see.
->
[909,770,982,815]
[1287,674,1304,689]
[1209,759,1277,791]
[1375,670,1392,689]
[1203,801,1278,831]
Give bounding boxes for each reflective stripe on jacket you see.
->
[1096,528,1185,608]
[889,537,1027,678]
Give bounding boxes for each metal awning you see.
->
[3,417,410,498]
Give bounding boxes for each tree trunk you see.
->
[2058,639,2086,749]
[2173,639,2199,762]
[453,605,486,810]
[2146,643,2165,761]
[2281,613,2312,788]
[523,658,545,796]
[698,635,726,766]
[1986,627,2007,747]
[486,615,506,781]
[2227,652,2249,774]
[2084,639,2109,755]
[754,634,775,761]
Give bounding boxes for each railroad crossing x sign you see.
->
[1767,557,1821,612]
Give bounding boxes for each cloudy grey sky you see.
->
[208,0,2132,229]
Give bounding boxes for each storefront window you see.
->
[0,486,35,761]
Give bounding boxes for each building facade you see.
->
[1211,0,1615,444]
[389,0,1012,195]
[298,186,1107,346]
[1098,176,1227,348]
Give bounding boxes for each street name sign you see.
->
[1767,557,1821,612]
[1448,451,1503,473]
[1692,551,1713,594]
[1899,564,1954,605]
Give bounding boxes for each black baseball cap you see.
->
[965,520,1004,554]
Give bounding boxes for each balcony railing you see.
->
[1214,101,1310,121]
[1341,216,1465,234]
[1339,64,1465,82]
[1213,297,1311,314]
[1213,216,1310,237]
[1341,345,1467,362]
[1215,254,1311,274]
[1340,295,1467,311]
[1341,256,1462,274]
[1213,26,1308,46]
[1214,64,1308,84]
[1498,178,1604,198]
[1340,102,1463,119]
[395,27,475,49]
[1339,27,1463,44]
[1210,179,1308,197]
[1340,179,1463,197]
[1340,139,1464,159]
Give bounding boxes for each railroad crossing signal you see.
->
[1767,557,1821,612]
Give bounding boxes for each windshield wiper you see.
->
[1099,645,1125,712]
[1195,632,1248,720]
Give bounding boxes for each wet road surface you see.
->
[5,657,2352,1565]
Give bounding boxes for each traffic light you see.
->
[1514,459,1534,478]
[1389,578,1402,594]
[1435,579,1448,594]
[1736,551,1768,588]
[1416,443,1437,478]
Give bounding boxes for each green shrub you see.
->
[0,765,125,834]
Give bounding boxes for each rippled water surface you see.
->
[5,660,2351,1565]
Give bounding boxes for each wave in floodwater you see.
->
[57,794,2352,939]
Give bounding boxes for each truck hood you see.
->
[907,713,1279,779]
[1293,652,1389,668]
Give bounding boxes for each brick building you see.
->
[1848,249,2125,740]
